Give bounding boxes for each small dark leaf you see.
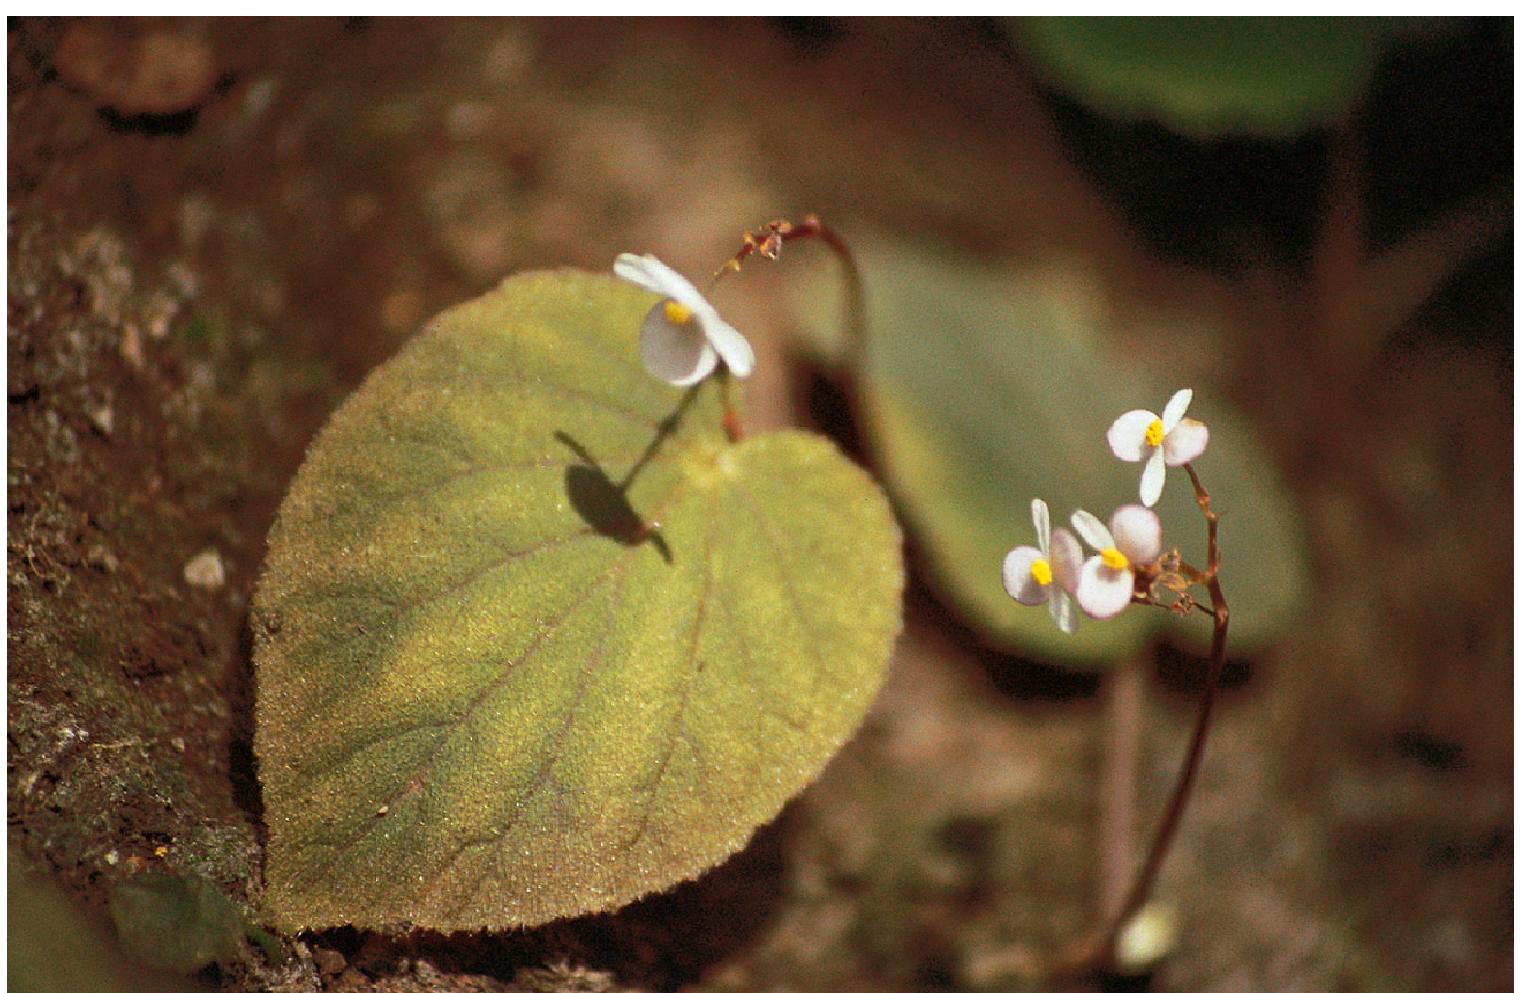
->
[108,872,243,974]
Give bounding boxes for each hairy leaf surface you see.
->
[254,271,902,931]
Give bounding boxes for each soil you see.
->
[8,17,1511,993]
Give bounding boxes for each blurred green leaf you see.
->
[1015,17,1402,136]
[254,271,902,931]
[803,238,1309,666]
[108,872,243,975]
[10,858,202,993]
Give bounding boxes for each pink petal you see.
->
[1162,418,1209,467]
[640,303,717,385]
[1107,409,1157,462]
[1048,527,1083,595]
[1076,557,1135,619]
[1001,546,1050,606]
[1139,447,1166,507]
[1109,504,1162,565]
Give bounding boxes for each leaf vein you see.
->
[438,549,637,919]
[729,480,827,697]
[283,557,627,885]
[339,454,661,520]
[617,487,722,855]
[713,587,809,733]
[290,471,698,915]
[288,526,603,721]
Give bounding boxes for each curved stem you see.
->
[1099,654,1144,923]
[1065,464,1229,975]
[710,214,867,365]
[1102,593,1227,947]
[703,215,866,442]
[806,220,867,366]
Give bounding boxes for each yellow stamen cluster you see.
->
[1029,558,1053,586]
[1144,417,1166,447]
[1100,546,1130,571]
[662,300,694,325]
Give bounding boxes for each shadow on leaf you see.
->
[554,387,702,566]
[556,432,672,564]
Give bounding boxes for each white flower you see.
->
[1069,505,1163,620]
[1107,388,1209,507]
[613,253,755,386]
[1002,498,1083,635]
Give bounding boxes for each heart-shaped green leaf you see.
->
[801,238,1308,666]
[1013,17,1404,137]
[253,271,902,932]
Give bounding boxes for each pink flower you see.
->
[1002,498,1083,635]
[1069,505,1163,620]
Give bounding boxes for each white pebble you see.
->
[183,548,225,590]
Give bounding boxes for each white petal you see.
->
[1162,418,1209,467]
[1161,388,1193,432]
[1110,504,1162,565]
[1069,509,1113,551]
[1139,447,1166,507]
[613,253,705,308]
[1048,527,1083,595]
[1031,498,1051,555]
[1107,410,1157,462]
[1048,589,1078,635]
[1001,546,1050,606]
[640,303,717,385]
[613,253,676,295]
[698,311,755,378]
[1076,557,1135,619]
